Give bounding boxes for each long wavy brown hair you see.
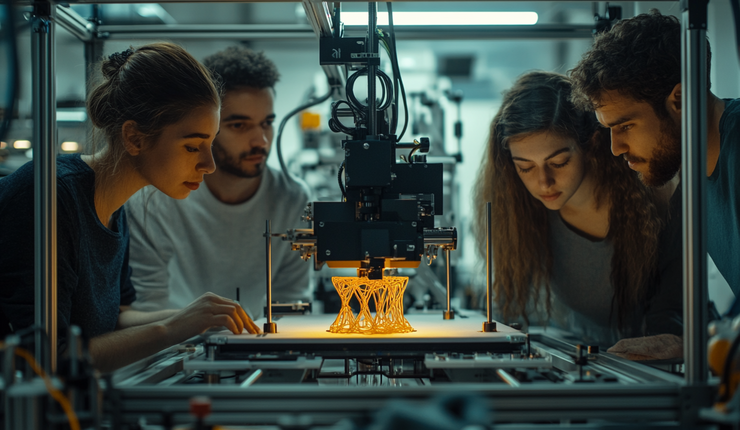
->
[473,71,662,331]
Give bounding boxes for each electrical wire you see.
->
[408,146,420,162]
[732,0,740,69]
[0,342,81,430]
[337,159,347,200]
[345,68,393,114]
[276,87,335,180]
[0,0,19,143]
[331,67,393,138]
[378,35,398,134]
[386,2,409,141]
[329,100,360,135]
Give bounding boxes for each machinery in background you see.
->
[1,326,102,430]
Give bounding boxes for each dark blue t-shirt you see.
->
[707,98,740,301]
[0,154,136,346]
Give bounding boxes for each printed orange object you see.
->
[329,276,414,334]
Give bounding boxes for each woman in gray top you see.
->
[473,71,682,348]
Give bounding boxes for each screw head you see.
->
[363,142,370,149]
[411,222,417,227]
[319,222,325,227]
[325,250,331,256]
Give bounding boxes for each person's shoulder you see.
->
[722,98,740,125]
[265,166,311,202]
[55,154,96,196]
[51,155,95,203]
[726,98,740,113]
[56,154,89,178]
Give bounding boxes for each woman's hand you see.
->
[162,292,261,342]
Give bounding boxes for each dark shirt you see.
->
[0,154,136,348]
[707,98,740,302]
[546,183,683,348]
[643,182,683,337]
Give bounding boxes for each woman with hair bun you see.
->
[473,71,683,349]
[0,42,260,372]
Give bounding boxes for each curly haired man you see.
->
[126,46,314,320]
[570,10,739,313]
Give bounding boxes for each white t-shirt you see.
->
[125,167,314,319]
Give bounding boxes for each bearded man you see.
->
[570,11,739,315]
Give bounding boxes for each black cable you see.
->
[387,2,409,141]
[276,87,335,180]
[337,159,347,200]
[408,146,419,162]
[329,100,360,135]
[398,76,409,140]
[732,0,740,69]
[345,68,393,114]
[0,0,19,143]
[386,3,400,135]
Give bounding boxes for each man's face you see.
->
[594,90,681,187]
[212,87,275,179]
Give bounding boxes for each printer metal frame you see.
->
[15,0,716,428]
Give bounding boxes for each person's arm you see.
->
[125,191,175,311]
[91,293,260,373]
[115,306,177,329]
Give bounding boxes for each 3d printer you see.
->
[268,3,459,335]
[285,3,457,277]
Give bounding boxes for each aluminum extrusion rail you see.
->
[93,23,595,41]
[55,4,93,41]
[96,24,316,40]
[112,384,683,427]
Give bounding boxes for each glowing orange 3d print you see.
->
[329,276,414,334]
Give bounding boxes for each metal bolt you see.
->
[319,222,325,227]
[411,222,417,227]
[363,142,370,149]
[326,250,331,256]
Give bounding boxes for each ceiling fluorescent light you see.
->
[61,141,80,152]
[57,111,87,122]
[13,140,31,149]
[341,11,538,26]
